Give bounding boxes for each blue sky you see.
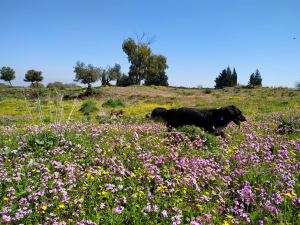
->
[0,0,299,88]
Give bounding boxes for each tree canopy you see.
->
[249,69,262,87]
[73,61,102,95]
[144,71,169,86]
[122,33,168,85]
[214,66,237,89]
[73,61,101,86]
[24,69,43,87]
[0,66,16,87]
[254,69,262,85]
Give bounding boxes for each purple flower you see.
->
[161,210,168,218]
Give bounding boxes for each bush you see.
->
[0,83,9,88]
[203,88,212,94]
[102,99,125,108]
[276,115,300,134]
[53,81,63,88]
[46,83,53,88]
[64,83,80,88]
[79,100,99,115]
[30,83,44,88]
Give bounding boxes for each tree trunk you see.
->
[85,83,93,96]
[9,81,12,87]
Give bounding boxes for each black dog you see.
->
[151,107,168,121]
[164,105,246,138]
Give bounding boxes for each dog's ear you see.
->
[225,106,235,116]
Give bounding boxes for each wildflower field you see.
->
[0,86,300,224]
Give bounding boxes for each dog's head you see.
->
[224,105,246,126]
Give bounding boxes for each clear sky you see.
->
[0,0,299,88]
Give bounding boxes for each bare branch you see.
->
[134,32,156,47]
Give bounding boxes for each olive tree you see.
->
[73,61,101,95]
[24,69,43,87]
[0,67,16,87]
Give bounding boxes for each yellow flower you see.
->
[292,192,297,197]
[136,205,139,207]
[284,193,292,198]
[102,191,106,195]
[42,206,47,210]
[3,198,8,201]
[59,204,65,208]
[206,192,210,195]
[227,215,232,219]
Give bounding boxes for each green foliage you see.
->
[122,34,168,85]
[277,115,300,134]
[0,83,9,88]
[24,69,44,86]
[102,98,125,108]
[25,130,59,153]
[41,100,49,105]
[203,88,212,94]
[144,71,169,86]
[177,125,217,148]
[0,66,16,87]
[79,100,99,115]
[215,66,237,89]
[100,65,120,86]
[117,73,131,87]
[73,61,101,86]
[182,91,194,96]
[30,82,44,88]
[249,69,262,87]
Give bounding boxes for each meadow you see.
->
[0,86,300,224]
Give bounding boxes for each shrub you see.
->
[46,83,53,88]
[30,83,44,88]
[102,99,125,108]
[203,88,212,94]
[40,100,49,105]
[182,91,194,96]
[79,100,99,115]
[64,83,80,88]
[53,81,63,88]
[276,115,300,134]
[0,83,9,88]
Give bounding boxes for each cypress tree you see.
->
[232,68,237,86]
[254,69,262,85]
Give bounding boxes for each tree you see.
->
[122,33,168,85]
[118,73,131,87]
[214,69,230,89]
[295,80,300,89]
[214,66,237,89]
[0,67,16,87]
[24,69,43,87]
[254,69,262,86]
[73,61,101,95]
[232,68,237,86]
[100,65,119,86]
[249,73,255,88]
[144,71,169,86]
[114,64,122,86]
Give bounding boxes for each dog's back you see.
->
[166,108,213,130]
